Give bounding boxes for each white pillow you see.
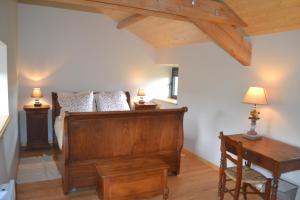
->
[96,91,130,111]
[57,91,94,115]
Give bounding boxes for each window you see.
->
[0,40,10,138]
[170,67,179,99]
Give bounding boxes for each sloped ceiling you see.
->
[20,0,300,48]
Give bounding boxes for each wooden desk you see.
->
[228,134,300,200]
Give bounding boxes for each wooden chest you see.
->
[96,158,169,200]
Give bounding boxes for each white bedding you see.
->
[54,116,64,150]
[57,91,95,115]
[95,91,130,111]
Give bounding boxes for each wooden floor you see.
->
[16,150,259,200]
[19,147,55,158]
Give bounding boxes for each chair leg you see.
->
[264,179,272,200]
[218,171,223,197]
[234,181,241,200]
[220,174,226,200]
[242,183,248,200]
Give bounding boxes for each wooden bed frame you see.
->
[52,92,188,194]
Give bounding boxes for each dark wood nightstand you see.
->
[134,102,157,110]
[24,105,50,149]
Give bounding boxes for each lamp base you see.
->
[242,132,262,141]
[34,100,42,107]
[33,99,42,107]
[34,103,42,107]
[138,100,145,104]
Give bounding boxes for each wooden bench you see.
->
[96,158,170,200]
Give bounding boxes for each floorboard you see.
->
[16,150,260,200]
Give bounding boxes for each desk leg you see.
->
[163,187,169,200]
[271,172,280,200]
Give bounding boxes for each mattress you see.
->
[54,116,64,150]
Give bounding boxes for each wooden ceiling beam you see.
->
[27,0,188,21]
[88,0,246,27]
[33,0,246,26]
[117,14,147,29]
[192,20,251,65]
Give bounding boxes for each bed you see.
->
[52,91,187,194]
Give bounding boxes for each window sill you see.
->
[0,115,11,140]
[154,98,178,105]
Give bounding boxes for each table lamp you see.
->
[137,88,146,104]
[31,88,43,107]
[242,86,268,140]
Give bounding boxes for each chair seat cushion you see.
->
[225,166,268,184]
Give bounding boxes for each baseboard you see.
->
[182,148,219,171]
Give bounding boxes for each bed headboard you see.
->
[51,91,131,127]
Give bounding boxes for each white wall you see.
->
[17,4,171,145]
[0,0,19,184]
[157,30,300,197]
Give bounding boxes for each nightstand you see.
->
[134,102,157,110]
[24,105,50,149]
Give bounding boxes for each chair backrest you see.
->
[219,132,245,199]
[219,132,244,172]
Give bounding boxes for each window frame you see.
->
[0,115,11,139]
[0,40,10,139]
[170,67,179,100]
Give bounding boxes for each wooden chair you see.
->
[218,132,272,200]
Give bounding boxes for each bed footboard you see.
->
[53,100,187,194]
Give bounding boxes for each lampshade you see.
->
[137,88,145,97]
[243,87,268,105]
[31,88,43,98]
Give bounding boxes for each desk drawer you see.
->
[245,151,274,171]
